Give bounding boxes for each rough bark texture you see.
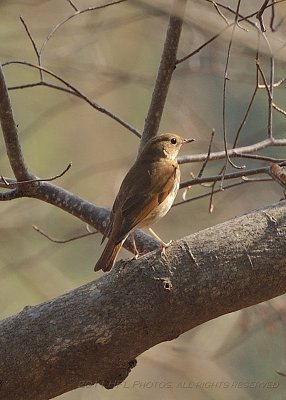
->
[1,201,286,400]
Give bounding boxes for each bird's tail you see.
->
[94,239,123,272]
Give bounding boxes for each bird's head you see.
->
[141,133,195,161]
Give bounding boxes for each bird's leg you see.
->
[148,227,172,256]
[130,232,140,260]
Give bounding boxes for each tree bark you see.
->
[0,201,286,400]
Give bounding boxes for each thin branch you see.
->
[256,0,270,32]
[66,0,78,11]
[270,0,276,31]
[197,129,215,178]
[0,163,72,188]
[8,82,44,91]
[273,77,286,87]
[178,138,286,164]
[273,102,286,116]
[19,16,43,80]
[210,164,226,212]
[176,177,273,207]
[176,4,257,65]
[256,52,274,139]
[177,1,283,66]
[39,0,128,61]
[241,176,272,182]
[180,161,286,188]
[222,0,244,171]
[32,225,97,243]
[176,26,227,65]
[206,0,285,22]
[269,54,275,139]
[211,1,230,25]
[235,153,286,162]
[175,180,250,207]
[139,0,187,153]
[232,40,260,148]
[3,61,141,138]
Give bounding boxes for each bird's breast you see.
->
[139,166,180,227]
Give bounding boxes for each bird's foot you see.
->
[130,232,140,260]
[160,240,172,256]
[131,252,140,261]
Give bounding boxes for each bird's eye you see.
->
[171,137,177,144]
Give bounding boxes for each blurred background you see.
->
[1,0,286,399]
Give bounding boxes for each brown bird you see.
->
[94,133,194,272]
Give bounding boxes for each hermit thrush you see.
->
[94,133,194,272]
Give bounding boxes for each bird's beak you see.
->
[183,138,195,144]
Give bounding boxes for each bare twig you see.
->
[175,180,249,207]
[176,4,257,65]
[180,161,286,188]
[32,225,97,243]
[197,129,215,178]
[235,153,286,162]
[241,176,272,182]
[66,0,78,11]
[256,0,270,32]
[270,0,276,31]
[39,0,128,59]
[3,61,141,138]
[176,25,228,65]
[232,41,260,148]
[178,1,284,66]
[221,0,245,171]
[268,54,275,140]
[256,52,274,139]
[0,163,72,188]
[273,103,286,116]
[211,1,229,25]
[19,16,43,80]
[179,138,286,164]
[175,176,273,207]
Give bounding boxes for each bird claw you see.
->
[131,253,140,261]
[160,240,172,257]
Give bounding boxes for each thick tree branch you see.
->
[1,201,286,400]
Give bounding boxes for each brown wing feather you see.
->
[112,160,177,243]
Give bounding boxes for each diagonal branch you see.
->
[39,0,128,59]
[0,200,286,400]
[139,0,187,153]
[3,61,141,138]
[0,65,33,181]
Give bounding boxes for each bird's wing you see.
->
[112,161,178,243]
